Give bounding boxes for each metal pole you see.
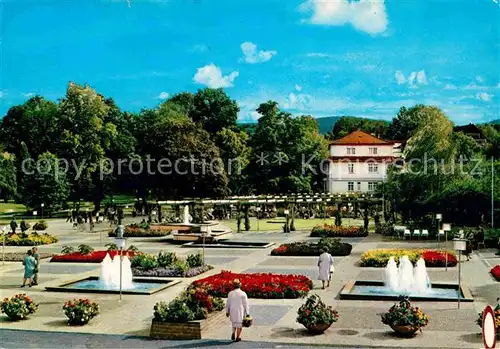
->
[445,231,448,272]
[492,157,495,229]
[437,219,440,249]
[202,228,205,267]
[119,246,123,302]
[458,251,461,309]
[2,231,5,267]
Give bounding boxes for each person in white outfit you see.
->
[318,248,334,289]
[225,279,249,342]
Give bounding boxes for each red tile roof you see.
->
[330,130,392,145]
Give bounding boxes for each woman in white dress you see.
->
[226,279,249,342]
[317,248,334,289]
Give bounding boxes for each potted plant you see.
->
[476,300,500,339]
[1,294,38,320]
[380,296,429,337]
[296,294,339,334]
[63,298,99,325]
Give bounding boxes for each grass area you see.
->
[0,202,26,214]
[220,217,373,232]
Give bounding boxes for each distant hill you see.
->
[315,116,341,134]
[491,119,500,124]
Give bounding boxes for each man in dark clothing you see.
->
[10,219,17,234]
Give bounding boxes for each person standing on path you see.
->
[318,248,334,289]
[31,247,40,285]
[21,250,37,287]
[10,218,18,234]
[226,279,249,342]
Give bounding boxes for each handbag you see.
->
[242,314,253,328]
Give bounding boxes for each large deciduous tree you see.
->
[190,88,239,134]
[0,152,17,201]
[329,116,390,140]
[387,104,428,140]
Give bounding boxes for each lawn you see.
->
[220,217,372,231]
[0,202,27,214]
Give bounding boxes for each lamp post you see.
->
[2,226,6,267]
[284,209,289,233]
[443,223,451,271]
[453,237,467,309]
[41,203,44,220]
[436,213,442,248]
[115,224,126,302]
[201,225,208,267]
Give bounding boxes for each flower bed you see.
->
[310,224,367,238]
[491,265,500,281]
[108,225,171,237]
[2,252,54,262]
[5,232,58,246]
[131,251,212,278]
[1,294,38,321]
[297,294,339,334]
[51,250,137,263]
[191,270,312,299]
[360,249,457,267]
[271,238,352,256]
[381,296,429,337]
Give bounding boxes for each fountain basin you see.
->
[182,240,275,249]
[339,280,474,302]
[46,277,181,295]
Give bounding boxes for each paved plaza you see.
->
[1,219,499,349]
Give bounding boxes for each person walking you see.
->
[20,219,29,233]
[21,250,37,287]
[31,247,40,285]
[226,279,249,342]
[10,218,18,234]
[318,248,334,289]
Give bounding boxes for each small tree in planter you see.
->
[1,294,38,320]
[380,296,429,337]
[296,294,339,334]
[63,298,99,325]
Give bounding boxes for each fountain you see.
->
[339,255,473,302]
[46,252,180,295]
[183,205,192,224]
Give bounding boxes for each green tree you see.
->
[20,152,70,210]
[387,104,428,140]
[190,88,239,134]
[168,92,195,115]
[0,152,17,201]
[329,116,390,140]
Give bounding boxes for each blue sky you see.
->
[1,0,499,124]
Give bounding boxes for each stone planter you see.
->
[305,322,332,334]
[390,325,421,337]
[150,311,225,340]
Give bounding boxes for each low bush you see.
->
[491,265,500,281]
[1,294,38,320]
[5,232,58,246]
[131,251,211,278]
[360,249,457,267]
[108,224,171,237]
[376,223,395,236]
[310,224,368,238]
[187,251,204,268]
[78,244,94,255]
[158,251,177,267]
[63,298,99,325]
[271,238,352,256]
[32,220,48,231]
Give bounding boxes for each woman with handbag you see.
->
[318,248,334,289]
[226,279,250,342]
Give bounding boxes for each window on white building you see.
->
[368,163,379,173]
[346,147,355,155]
[348,182,354,191]
[348,163,354,173]
[369,147,378,155]
[357,182,361,191]
[368,182,378,191]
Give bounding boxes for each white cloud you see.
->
[306,52,332,58]
[476,75,484,83]
[283,92,312,110]
[407,72,417,88]
[240,42,277,64]
[250,111,262,121]
[395,71,406,85]
[0,91,4,98]
[416,71,428,85]
[22,92,35,97]
[295,84,302,91]
[300,0,388,35]
[443,84,457,90]
[157,92,169,99]
[193,64,239,88]
[476,92,493,102]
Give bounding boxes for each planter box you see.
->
[150,311,226,340]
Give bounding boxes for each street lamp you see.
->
[284,209,290,233]
[436,213,442,247]
[453,237,467,309]
[2,226,6,266]
[200,225,210,266]
[443,223,452,271]
[41,203,44,220]
[115,224,126,302]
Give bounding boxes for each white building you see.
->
[327,130,400,193]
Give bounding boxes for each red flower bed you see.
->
[51,250,136,263]
[491,265,500,281]
[420,251,458,267]
[190,270,312,299]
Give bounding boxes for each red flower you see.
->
[421,251,457,267]
[50,250,136,263]
[491,265,500,281]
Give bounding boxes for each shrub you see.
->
[32,220,48,231]
[154,299,195,323]
[360,249,457,267]
[271,238,352,256]
[376,223,394,236]
[105,243,118,251]
[127,245,140,253]
[77,244,94,255]
[310,224,367,238]
[157,251,177,268]
[173,259,189,274]
[61,245,75,254]
[491,265,500,281]
[63,298,99,325]
[187,251,203,268]
[133,264,213,278]
[381,296,429,329]
[1,294,38,320]
[108,225,170,237]
[131,254,158,270]
[5,232,58,246]
[297,294,339,328]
